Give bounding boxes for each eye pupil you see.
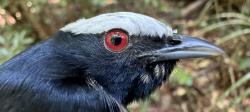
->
[111,35,122,46]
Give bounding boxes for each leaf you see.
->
[0,35,5,44]
[231,86,250,108]
[239,58,250,70]
[217,29,250,44]
[0,48,9,56]
[215,12,250,22]
[0,0,9,7]
[198,19,250,35]
[218,73,250,102]
[170,67,193,86]
[0,30,33,64]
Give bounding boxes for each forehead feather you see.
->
[60,12,173,37]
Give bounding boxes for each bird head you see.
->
[57,12,224,105]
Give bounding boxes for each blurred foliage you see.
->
[0,0,250,112]
[170,67,193,86]
[0,27,33,63]
[192,0,250,111]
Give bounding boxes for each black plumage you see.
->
[0,12,223,112]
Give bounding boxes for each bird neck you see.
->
[0,37,128,111]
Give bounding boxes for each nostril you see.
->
[167,36,182,46]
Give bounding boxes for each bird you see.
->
[0,12,224,112]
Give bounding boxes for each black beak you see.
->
[140,34,224,62]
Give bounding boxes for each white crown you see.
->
[61,12,173,37]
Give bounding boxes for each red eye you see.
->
[104,29,129,52]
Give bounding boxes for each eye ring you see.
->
[104,29,129,53]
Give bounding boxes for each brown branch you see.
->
[18,0,48,40]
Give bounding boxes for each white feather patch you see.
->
[60,12,173,37]
[154,64,161,78]
[140,74,151,84]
